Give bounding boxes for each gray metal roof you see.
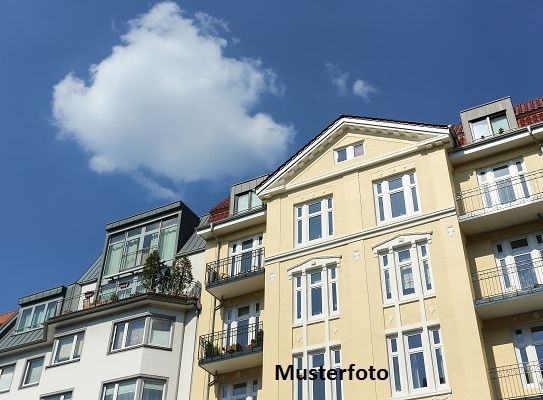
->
[77,256,102,284]
[177,214,209,256]
[0,322,45,352]
[19,287,66,307]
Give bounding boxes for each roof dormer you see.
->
[459,97,518,143]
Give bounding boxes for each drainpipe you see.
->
[204,222,221,400]
[527,125,543,153]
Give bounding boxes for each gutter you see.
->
[527,125,543,153]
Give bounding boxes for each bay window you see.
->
[102,378,164,400]
[111,316,173,351]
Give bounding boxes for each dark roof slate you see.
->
[178,214,209,255]
[77,256,102,284]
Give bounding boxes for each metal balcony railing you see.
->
[205,248,264,287]
[198,321,263,364]
[119,246,158,272]
[455,169,543,217]
[472,258,543,305]
[490,361,543,400]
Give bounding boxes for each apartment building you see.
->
[0,201,205,400]
[192,96,543,399]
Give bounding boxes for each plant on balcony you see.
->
[142,250,165,293]
[252,329,264,347]
[110,293,119,302]
[168,256,194,296]
[204,341,221,358]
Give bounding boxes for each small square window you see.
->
[53,332,84,364]
[334,142,365,163]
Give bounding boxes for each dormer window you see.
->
[470,113,510,140]
[234,191,262,214]
[17,299,60,333]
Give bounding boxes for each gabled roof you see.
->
[257,115,449,197]
[208,197,230,224]
[77,256,102,284]
[0,311,15,326]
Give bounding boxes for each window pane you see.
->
[490,114,509,134]
[432,330,440,345]
[159,225,177,261]
[328,211,333,236]
[0,365,14,391]
[308,202,321,214]
[409,352,428,388]
[297,220,302,244]
[391,338,397,352]
[390,191,407,218]
[149,319,172,347]
[531,326,543,342]
[24,358,43,385]
[126,319,145,346]
[296,291,302,319]
[105,240,125,275]
[104,385,115,400]
[31,304,46,327]
[435,348,446,384]
[233,382,247,396]
[384,270,392,300]
[353,143,364,157]
[309,215,322,240]
[18,308,32,331]
[251,192,262,208]
[311,287,322,316]
[142,381,164,400]
[471,119,489,140]
[515,329,524,344]
[311,353,325,400]
[237,193,250,212]
[398,249,410,263]
[408,333,422,349]
[389,177,403,191]
[336,148,347,162]
[511,238,529,250]
[401,266,415,295]
[117,380,137,400]
[377,197,385,221]
[331,282,338,312]
[423,260,432,290]
[392,356,401,391]
[113,324,126,349]
[74,334,84,358]
[296,357,303,400]
[411,187,419,212]
[55,336,73,363]
[310,272,321,284]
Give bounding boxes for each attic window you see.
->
[470,113,509,140]
[234,191,262,214]
[335,142,365,163]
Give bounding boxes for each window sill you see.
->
[109,343,172,355]
[377,212,422,227]
[390,388,451,400]
[295,236,335,249]
[19,382,40,389]
[293,314,339,327]
[47,358,80,369]
[382,293,436,308]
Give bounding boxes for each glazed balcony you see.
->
[198,321,263,374]
[455,169,543,235]
[205,248,265,300]
[490,361,543,400]
[472,258,543,319]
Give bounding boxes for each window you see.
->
[221,379,258,400]
[103,216,178,276]
[17,298,60,333]
[477,159,530,209]
[234,191,262,214]
[293,348,342,400]
[53,333,84,364]
[494,232,543,295]
[293,265,339,324]
[375,172,419,223]
[22,357,44,387]
[42,392,72,400]
[102,378,164,400]
[111,316,172,351]
[224,302,261,350]
[295,197,334,246]
[379,241,434,304]
[512,323,543,388]
[470,112,509,140]
[387,328,447,397]
[335,142,365,163]
[0,364,15,392]
[229,235,264,277]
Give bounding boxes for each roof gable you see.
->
[257,116,450,197]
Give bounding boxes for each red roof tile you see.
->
[208,197,230,223]
[514,96,543,116]
[0,311,16,326]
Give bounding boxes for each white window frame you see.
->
[223,301,261,351]
[220,378,258,400]
[0,363,15,393]
[493,231,543,294]
[293,347,342,400]
[101,378,165,400]
[110,316,173,352]
[292,263,339,325]
[387,327,448,397]
[512,322,543,389]
[234,191,262,214]
[334,141,365,163]
[295,197,334,246]
[41,392,72,400]
[229,234,264,277]
[469,112,510,140]
[374,172,420,224]
[477,159,531,210]
[378,239,434,304]
[17,298,60,333]
[52,332,84,365]
[21,356,44,387]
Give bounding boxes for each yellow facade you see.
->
[192,108,543,399]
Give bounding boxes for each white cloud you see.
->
[326,63,349,95]
[52,1,294,198]
[353,79,377,102]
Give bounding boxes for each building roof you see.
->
[178,214,209,256]
[208,197,230,224]
[77,256,102,284]
[0,311,15,326]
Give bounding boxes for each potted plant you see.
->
[110,293,119,302]
[142,250,165,293]
[204,341,220,358]
[169,256,194,296]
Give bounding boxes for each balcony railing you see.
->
[205,248,264,287]
[198,321,263,364]
[456,169,543,217]
[472,258,543,305]
[490,361,543,400]
[119,246,158,272]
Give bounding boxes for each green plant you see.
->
[204,341,221,358]
[110,293,119,302]
[255,329,264,345]
[142,250,165,292]
[169,256,194,295]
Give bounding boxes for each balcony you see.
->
[472,258,543,319]
[490,361,543,400]
[205,248,265,299]
[198,321,263,374]
[455,169,543,235]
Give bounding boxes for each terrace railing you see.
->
[205,248,264,287]
[490,361,543,400]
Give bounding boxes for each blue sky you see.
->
[1,0,542,311]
